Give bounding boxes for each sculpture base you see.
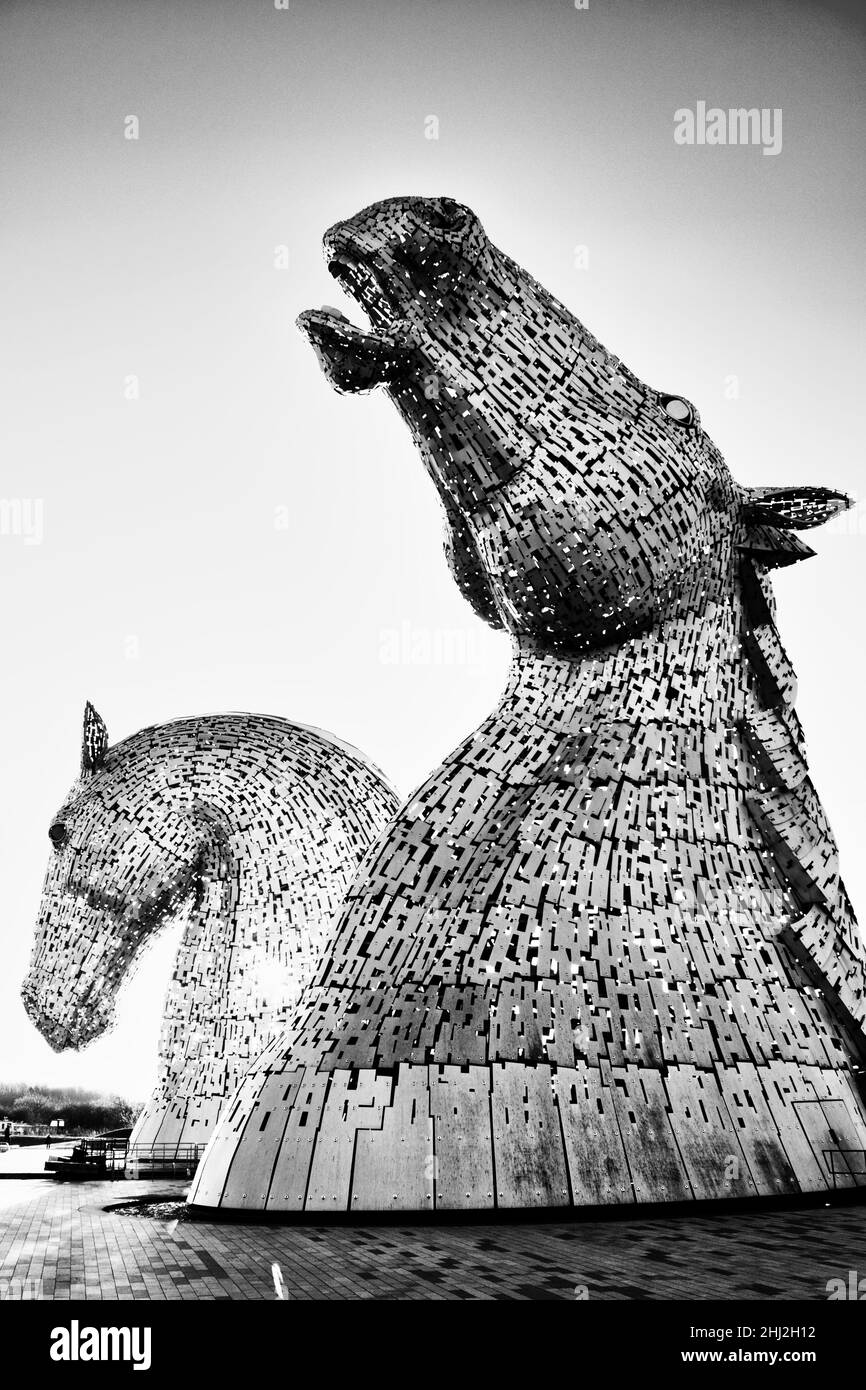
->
[188,1058,866,1214]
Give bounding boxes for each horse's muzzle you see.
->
[20,971,113,1051]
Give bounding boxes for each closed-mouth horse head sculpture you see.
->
[22,703,399,1151]
[190,197,866,1213]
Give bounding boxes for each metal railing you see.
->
[46,1136,207,1178]
[125,1143,206,1175]
[46,1136,129,1175]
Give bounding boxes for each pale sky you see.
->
[1,0,864,1101]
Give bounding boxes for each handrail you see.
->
[126,1144,206,1160]
[46,1136,207,1176]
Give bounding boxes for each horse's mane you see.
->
[738,495,839,911]
[736,501,866,1046]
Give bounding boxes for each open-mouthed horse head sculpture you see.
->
[22,705,398,1151]
[190,197,866,1214]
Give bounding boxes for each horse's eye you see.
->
[661,395,694,426]
[48,822,67,848]
[425,198,465,231]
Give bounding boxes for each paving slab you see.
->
[0,1179,864,1300]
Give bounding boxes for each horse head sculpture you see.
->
[23,704,398,1150]
[23,702,203,1050]
[298,195,848,650]
[187,197,866,1214]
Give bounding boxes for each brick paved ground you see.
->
[0,1179,864,1300]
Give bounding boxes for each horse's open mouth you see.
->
[296,237,412,393]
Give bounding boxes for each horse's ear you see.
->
[82,701,108,773]
[743,486,852,530]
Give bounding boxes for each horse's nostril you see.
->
[48,821,67,848]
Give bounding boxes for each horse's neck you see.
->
[487,597,768,891]
[176,858,241,977]
[156,821,270,1090]
[488,583,845,932]
[502,595,748,742]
